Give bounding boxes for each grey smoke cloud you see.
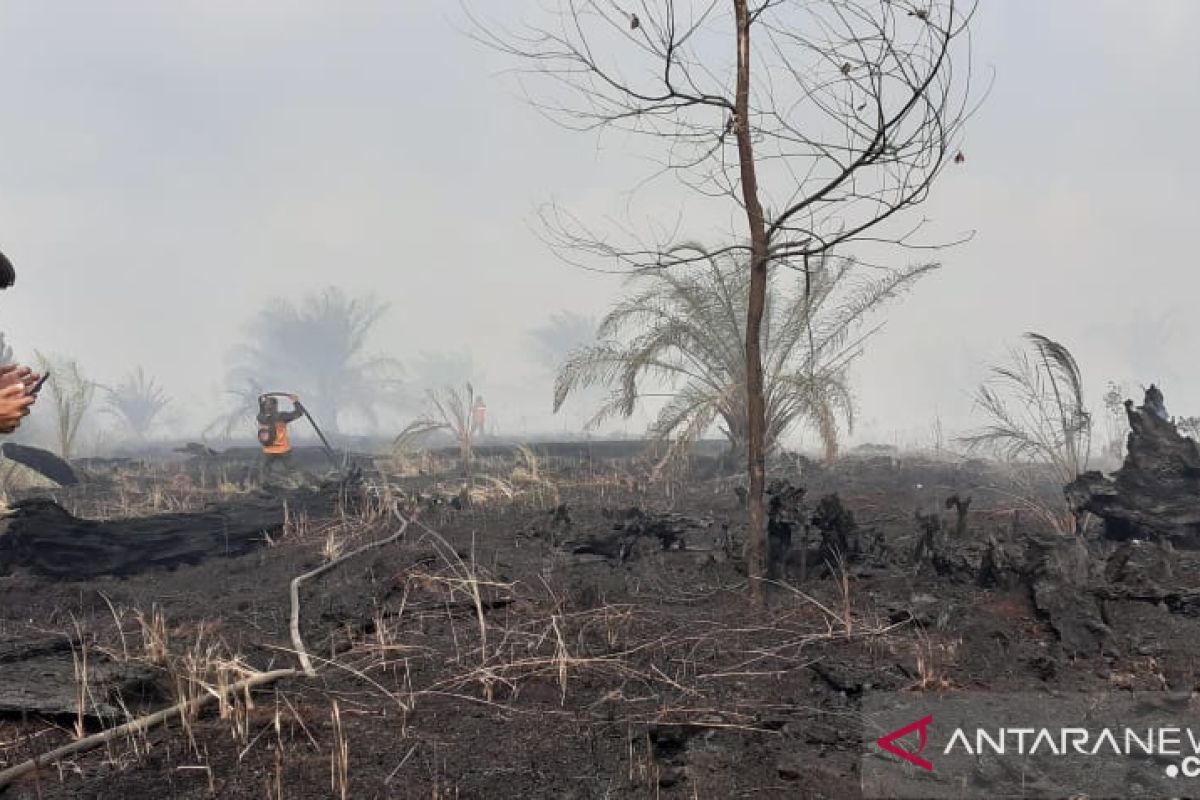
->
[0,0,1195,449]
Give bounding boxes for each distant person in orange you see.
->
[257,393,303,485]
[0,248,40,433]
[470,396,487,439]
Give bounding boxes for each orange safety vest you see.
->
[262,420,292,454]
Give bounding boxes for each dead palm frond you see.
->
[553,244,936,462]
[394,383,477,472]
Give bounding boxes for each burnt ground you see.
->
[0,448,1195,798]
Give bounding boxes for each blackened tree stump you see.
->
[1067,394,1200,546]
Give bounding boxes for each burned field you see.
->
[1,420,1197,799]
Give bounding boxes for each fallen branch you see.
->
[0,668,297,790]
[0,510,414,792]
[290,512,412,675]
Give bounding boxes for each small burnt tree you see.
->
[474,0,977,601]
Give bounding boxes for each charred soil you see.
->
[0,448,1191,798]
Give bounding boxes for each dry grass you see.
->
[330,701,349,800]
[0,453,971,796]
[10,551,922,796]
[55,461,255,522]
[911,630,956,692]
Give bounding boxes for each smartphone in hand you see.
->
[27,372,49,396]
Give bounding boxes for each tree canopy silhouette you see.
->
[221,287,401,436]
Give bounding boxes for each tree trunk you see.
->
[460,438,472,476]
[1067,397,1200,546]
[733,0,769,604]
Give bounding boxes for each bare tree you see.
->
[473,0,977,599]
[1100,380,1129,465]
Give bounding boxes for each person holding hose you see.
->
[257,393,303,486]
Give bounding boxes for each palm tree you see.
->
[394,383,478,473]
[961,333,1091,480]
[961,332,1092,533]
[223,287,402,435]
[102,367,171,440]
[554,246,937,463]
[33,353,96,460]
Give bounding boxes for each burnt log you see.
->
[174,442,221,457]
[1,442,78,485]
[0,498,285,579]
[568,508,700,561]
[1066,394,1200,547]
[0,638,165,720]
[0,478,367,580]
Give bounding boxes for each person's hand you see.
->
[289,394,299,402]
[0,364,36,391]
[0,382,36,433]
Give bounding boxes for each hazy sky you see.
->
[1,1,1196,449]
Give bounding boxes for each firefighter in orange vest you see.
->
[257,393,303,485]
